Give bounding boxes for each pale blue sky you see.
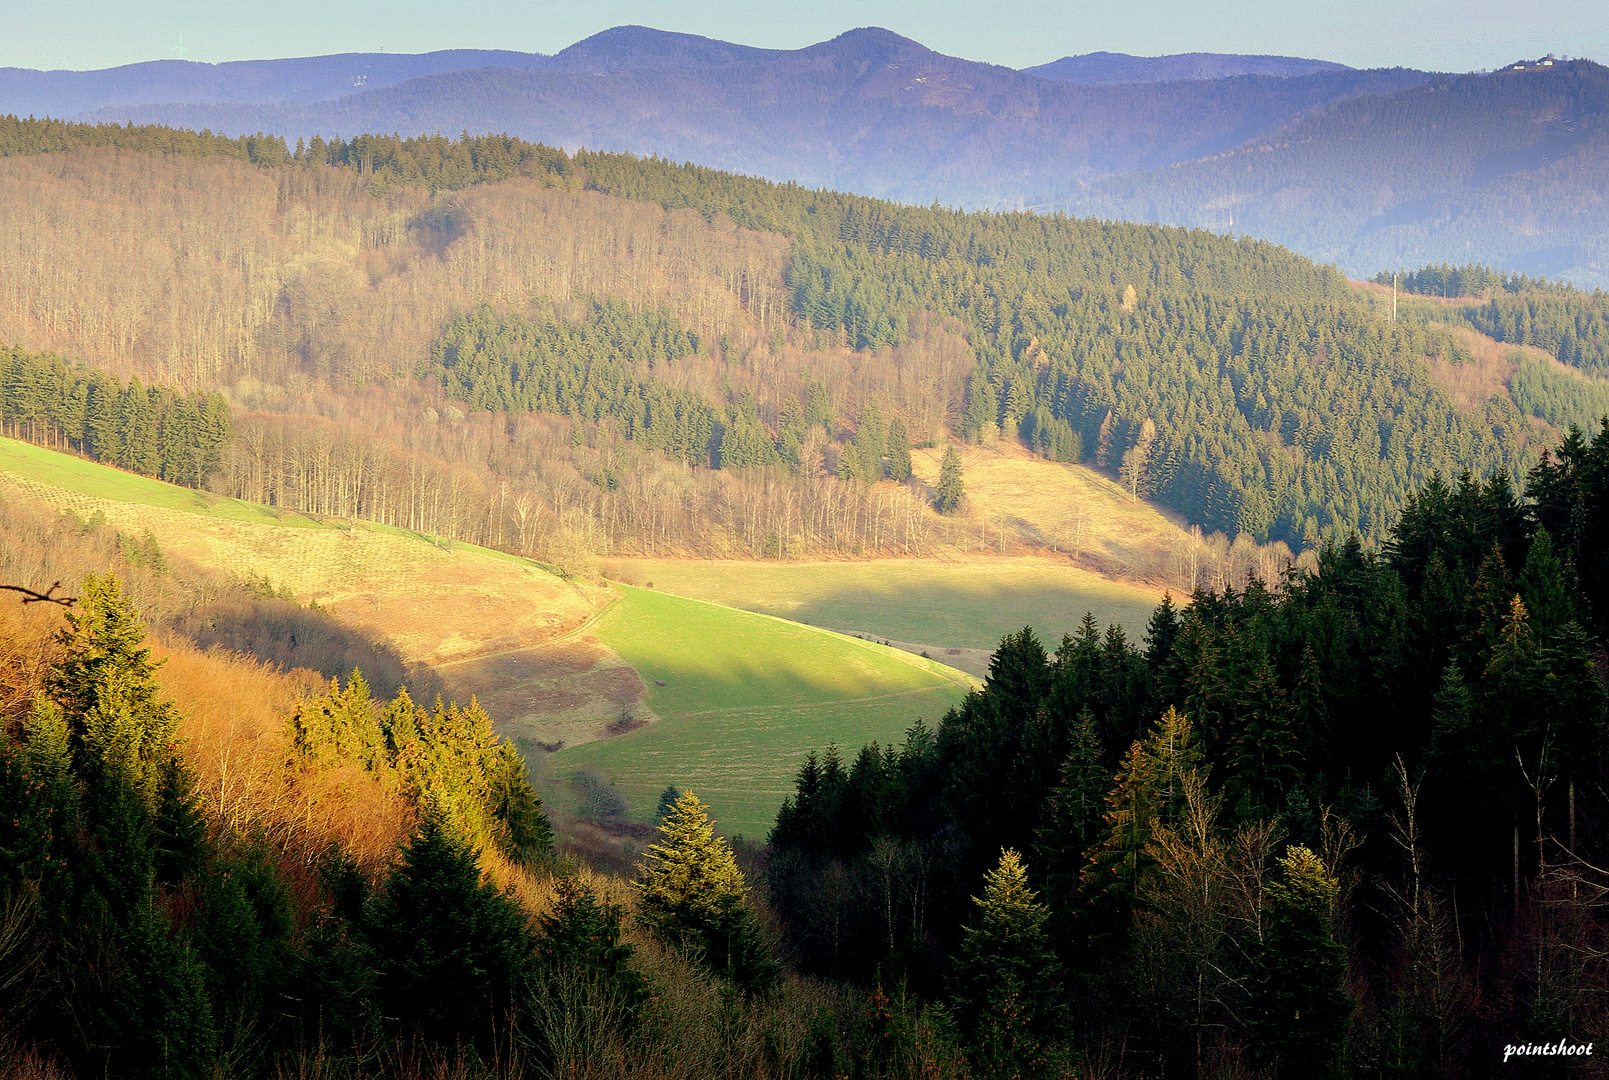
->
[0,0,1599,74]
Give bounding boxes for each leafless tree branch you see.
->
[0,582,77,607]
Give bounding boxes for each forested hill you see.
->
[0,119,1547,553]
[1076,59,1609,288]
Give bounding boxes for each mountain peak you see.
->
[810,26,931,61]
[549,26,783,73]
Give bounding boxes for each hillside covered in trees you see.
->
[0,117,1560,567]
[1377,262,1609,373]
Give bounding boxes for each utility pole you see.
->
[1391,271,1398,326]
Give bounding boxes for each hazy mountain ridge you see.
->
[0,26,786,117]
[0,50,548,114]
[1070,59,1609,286]
[1024,51,1353,84]
[4,26,1603,280]
[50,28,1431,207]
[0,29,1351,117]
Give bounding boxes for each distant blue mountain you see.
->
[0,26,783,118]
[1023,51,1353,84]
[19,26,1430,212]
[0,51,546,116]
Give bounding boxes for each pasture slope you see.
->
[0,435,631,744]
[909,439,1193,583]
[558,585,979,838]
[605,557,1163,678]
[0,436,979,836]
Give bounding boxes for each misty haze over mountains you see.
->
[2,25,1604,285]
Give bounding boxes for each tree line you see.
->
[768,426,1609,1075]
[0,116,575,195]
[1382,260,1609,374]
[1372,261,1581,300]
[1,344,231,488]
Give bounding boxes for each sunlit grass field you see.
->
[558,585,979,837]
[0,437,557,573]
[608,556,1164,651]
[0,437,331,527]
[2,437,1145,839]
[0,437,599,664]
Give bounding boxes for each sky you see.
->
[0,0,1601,74]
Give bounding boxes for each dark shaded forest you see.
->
[768,427,1609,1076]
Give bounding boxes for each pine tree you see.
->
[636,790,776,992]
[951,849,1061,1077]
[1080,708,1205,944]
[1519,528,1577,641]
[933,444,965,514]
[961,371,999,444]
[1246,846,1351,1078]
[854,402,887,481]
[366,813,534,1049]
[31,574,218,1078]
[484,745,554,865]
[49,574,205,884]
[886,417,912,482]
[655,785,682,822]
[1032,712,1107,945]
[534,874,649,1014]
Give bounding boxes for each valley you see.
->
[0,75,1606,1075]
[604,555,1160,677]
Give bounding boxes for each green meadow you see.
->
[609,557,1164,651]
[0,436,331,527]
[0,437,559,572]
[558,585,979,838]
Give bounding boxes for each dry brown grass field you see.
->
[909,438,1197,583]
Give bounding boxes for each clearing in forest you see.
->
[0,438,979,838]
[908,439,1194,584]
[556,585,979,838]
